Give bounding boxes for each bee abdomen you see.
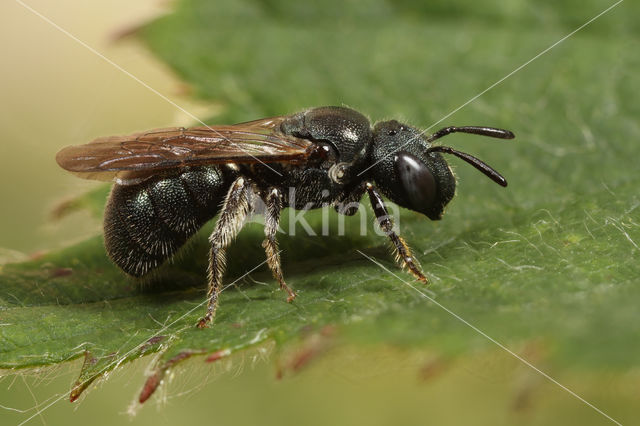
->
[104,166,228,276]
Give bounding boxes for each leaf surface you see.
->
[2,0,638,405]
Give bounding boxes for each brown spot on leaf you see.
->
[70,351,103,402]
[279,325,338,377]
[138,335,167,354]
[205,348,231,363]
[139,372,161,404]
[50,267,73,278]
[138,350,203,403]
[290,347,318,373]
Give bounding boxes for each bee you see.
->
[56,106,514,328]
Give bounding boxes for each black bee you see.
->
[56,106,514,328]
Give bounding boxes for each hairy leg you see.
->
[197,177,251,328]
[262,188,296,302]
[365,182,427,283]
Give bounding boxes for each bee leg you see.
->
[365,182,428,284]
[262,188,296,302]
[197,177,251,329]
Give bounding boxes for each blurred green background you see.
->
[1,0,639,425]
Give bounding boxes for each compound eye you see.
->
[394,151,436,211]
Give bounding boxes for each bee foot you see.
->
[197,316,212,329]
[286,292,297,303]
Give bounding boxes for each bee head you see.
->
[370,120,512,220]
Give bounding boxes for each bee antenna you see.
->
[425,146,508,187]
[426,126,515,143]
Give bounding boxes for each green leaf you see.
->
[2,0,638,410]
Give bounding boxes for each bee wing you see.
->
[56,116,314,182]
